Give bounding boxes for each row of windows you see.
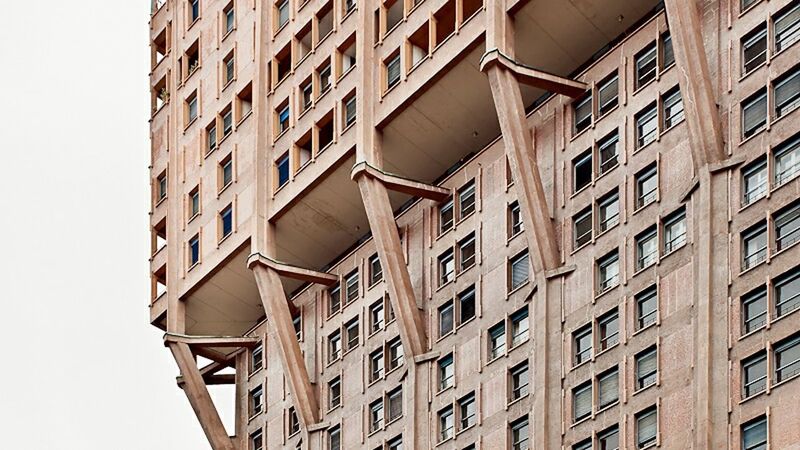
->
[741,332,800,399]
[741,63,800,139]
[740,0,799,76]
[740,199,800,271]
[271,0,355,40]
[740,132,800,207]
[740,265,800,334]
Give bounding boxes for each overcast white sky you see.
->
[0,2,219,448]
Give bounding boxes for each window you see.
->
[636,227,658,270]
[774,135,800,185]
[636,346,658,390]
[387,387,403,421]
[635,102,658,148]
[598,72,619,116]
[742,286,767,333]
[742,158,767,206]
[328,284,341,316]
[573,442,591,450]
[636,286,658,330]
[189,234,200,266]
[188,187,200,219]
[573,325,592,366]
[369,300,384,333]
[635,164,658,209]
[369,254,382,285]
[277,0,289,28]
[775,333,800,382]
[776,203,800,251]
[220,204,233,240]
[598,131,619,175]
[222,106,233,137]
[251,343,263,374]
[742,222,767,270]
[597,250,619,293]
[775,1,800,52]
[572,381,591,422]
[386,53,401,90]
[250,385,263,416]
[300,78,313,112]
[439,199,454,233]
[438,354,454,390]
[457,234,476,271]
[439,301,454,337]
[458,393,476,430]
[636,407,658,449]
[598,190,619,232]
[224,2,235,34]
[388,337,403,369]
[597,426,619,450]
[157,172,168,201]
[741,0,759,11]
[597,367,619,409]
[250,429,263,450]
[345,269,359,304]
[186,91,198,124]
[369,348,384,381]
[742,351,767,398]
[328,377,341,408]
[510,416,529,450]
[574,207,592,248]
[438,406,454,441]
[190,0,200,22]
[510,361,529,401]
[662,87,684,129]
[598,309,619,350]
[223,51,235,84]
[742,416,768,450]
[742,25,767,74]
[220,155,233,189]
[573,150,592,192]
[288,407,300,435]
[458,286,476,324]
[509,201,523,236]
[635,43,657,89]
[186,41,200,77]
[663,208,687,253]
[775,67,800,118]
[328,330,341,362]
[509,251,529,291]
[387,435,402,450]
[343,92,357,127]
[573,92,592,135]
[276,153,290,189]
[458,181,476,218]
[510,308,529,347]
[369,399,384,432]
[775,269,800,317]
[661,32,674,69]
[277,103,290,135]
[742,89,767,139]
[438,249,455,286]
[344,0,356,15]
[344,318,359,350]
[293,314,302,340]
[328,425,341,450]
[206,122,218,154]
[489,322,506,359]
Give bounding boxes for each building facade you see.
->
[147,0,800,449]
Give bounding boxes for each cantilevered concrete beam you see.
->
[168,342,236,450]
[250,262,321,428]
[165,333,261,348]
[663,0,725,168]
[480,49,588,98]
[247,252,338,286]
[350,162,451,202]
[354,175,428,358]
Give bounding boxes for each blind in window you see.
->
[388,57,401,85]
[511,254,529,288]
[598,76,618,112]
[743,93,767,134]
[743,421,767,448]
[775,70,800,110]
[638,411,657,443]
[775,4,800,40]
[637,350,657,378]
[574,386,591,419]
[598,371,618,405]
[389,392,402,418]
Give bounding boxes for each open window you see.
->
[275,98,290,137]
[317,59,332,96]
[463,0,483,22]
[184,39,200,80]
[153,218,167,255]
[152,26,169,69]
[433,0,456,48]
[235,82,253,123]
[317,110,334,153]
[299,76,313,113]
[408,22,430,70]
[295,21,312,65]
[337,33,357,79]
[223,50,235,86]
[152,75,169,114]
[274,44,292,87]
[316,1,334,44]
[295,130,313,172]
[384,0,403,35]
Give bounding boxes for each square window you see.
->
[636,346,658,390]
[742,158,768,205]
[206,122,218,154]
[438,353,454,390]
[741,286,767,334]
[488,322,506,359]
[775,2,800,52]
[742,222,767,270]
[635,102,658,148]
[635,226,658,270]
[224,51,235,84]
[318,61,332,94]
[224,2,235,33]
[573,207,592,248]
[742,351,767,398]
[300,78,313,111]
[157,172,168,201]
[573,150,592,192]
[387,435,402,450]
[597,250,619,293]
[775,334,800,382]
[509,251,529,291]
[187,92,198,123]
[775,269,800,317]
[288,407,300,435]
[277,0,290,28]
[774,202,800,251]
[573,325,592,366]
[220,155,233,189]
[635,43,657,89]
[742,24,767,74]
[574,439,592,450]
[250,429,263,450]
[636,164,658,209]
[190,0,200,21]
[741,415,768,450]
[458,181,476,218]
[598,425,619,450]
[742,89,767,139]
[328,425,341,450]
[636,286,658,330]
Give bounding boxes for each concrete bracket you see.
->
[479,49,587,98]
[247,252,338,286]
[545,264,576,280]
[709,154,746,174]
[680,177,701,203]
[351,161,450,202]
[414,351,441,364]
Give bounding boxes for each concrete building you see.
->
[147,0,800,448]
